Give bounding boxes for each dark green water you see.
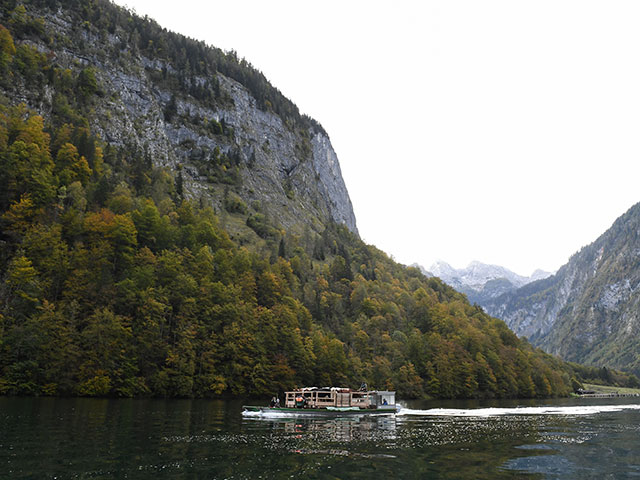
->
[2,396,640,479]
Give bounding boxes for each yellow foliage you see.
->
[0,24,15,57]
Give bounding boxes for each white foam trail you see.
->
[242,409,345,418]
[397,404,640,417]
[241,410,264,417]
[242,410,299,418]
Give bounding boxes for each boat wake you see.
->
[397,404,640,417]
[242,409,353,418]
[243,404,640,419]
[242,410,296,418]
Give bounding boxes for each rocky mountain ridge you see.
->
[484,202,640,374]
[6,0,357,241]
[415,261,552,305]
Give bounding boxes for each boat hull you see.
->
[242,405,397,416]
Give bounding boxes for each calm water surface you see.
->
[2,396,640,479]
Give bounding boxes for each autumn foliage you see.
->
[0,15,590,399]
[0,103,582,398]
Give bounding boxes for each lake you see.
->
[2,396,640,479]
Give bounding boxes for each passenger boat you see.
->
[242,386,397,416]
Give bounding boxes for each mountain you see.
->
[416,261,552,305]
[2,0,357,242]
[1,0,635,399]
[485,202,640,374]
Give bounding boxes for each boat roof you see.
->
[289,386,395,394]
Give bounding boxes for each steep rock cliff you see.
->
[485,202,640,373]
[4,1,357,239]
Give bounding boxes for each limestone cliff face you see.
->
[485,202,640,373]
[11,3,357,238]
[310,132,357,232]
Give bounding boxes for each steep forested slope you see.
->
[0,0,632,399]
[486,202,640,375]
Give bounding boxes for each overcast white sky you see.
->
[114,0,640,276]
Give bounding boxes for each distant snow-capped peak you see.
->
[425,260,552,292]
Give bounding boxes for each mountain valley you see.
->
[0,0,635,399]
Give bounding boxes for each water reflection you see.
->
[244,414,398,443]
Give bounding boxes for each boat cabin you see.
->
[284,387,395,409]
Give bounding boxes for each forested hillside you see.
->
[0,0,635,399]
